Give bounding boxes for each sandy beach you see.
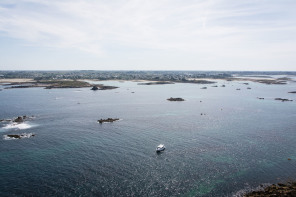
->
[0,78,35,83]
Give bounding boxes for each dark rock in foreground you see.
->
[275,98,293,102]
[244,182,296,197]
[167,97,185,101]
[98,118,120,123]
[288,91,296,93]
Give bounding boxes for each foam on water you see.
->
[2,122,32,130]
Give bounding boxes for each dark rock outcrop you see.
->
[288,91,296,93]
[98,85,118,90]
[91,86,99,90]
[275,98,293,102]
[98,118,120,123]
[91,85,118,90]
[167,97,185,101]
[244,182,296,197]
[4,133,35,140]
[13,116,23,123]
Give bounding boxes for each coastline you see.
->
[244,181,296,196]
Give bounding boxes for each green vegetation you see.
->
[37,80,91,88]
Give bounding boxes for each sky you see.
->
[0,0,295,71]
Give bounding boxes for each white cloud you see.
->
[0,0,295,70]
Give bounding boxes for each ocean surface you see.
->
[1,78,296,196]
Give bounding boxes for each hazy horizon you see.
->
[0,1,296,71]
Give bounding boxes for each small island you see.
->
[98,118,120,123]
[91,85,118,90]
[137,81,174,85]
[4,79,92,89]
[275,98,293,102]
[167,97,185,101]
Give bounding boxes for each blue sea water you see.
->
[0,79,296,196]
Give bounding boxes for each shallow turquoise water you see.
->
[0,79,296,196]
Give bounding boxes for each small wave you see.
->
[2,122,32,130]
[232,183,269,197]
[3,133,35,140]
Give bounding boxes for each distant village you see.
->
[1,70,295,82]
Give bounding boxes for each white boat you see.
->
[156,144,165,152]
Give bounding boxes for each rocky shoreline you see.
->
[244,181,296,196]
